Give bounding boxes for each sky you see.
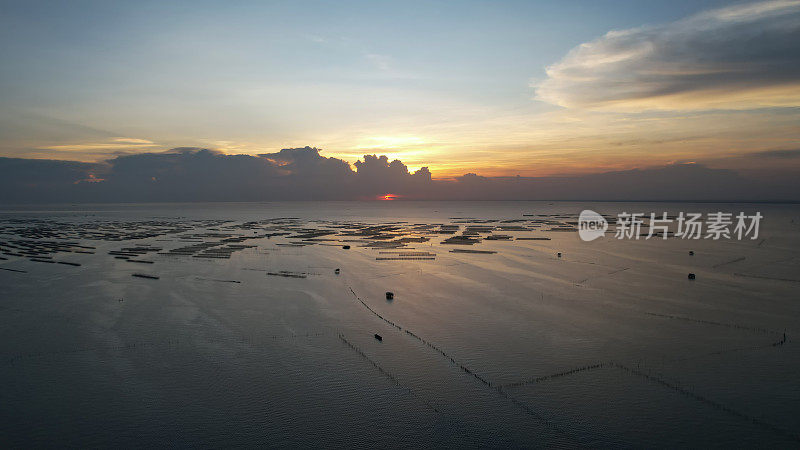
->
[1,0,799,180]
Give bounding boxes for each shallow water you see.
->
[1,201,799,447]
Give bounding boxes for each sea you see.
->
[1,201,798,448]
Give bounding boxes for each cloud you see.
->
[259,146,353,179]
[0,157,104,203]
[535,0,800,111]
[364,53,393,72]
[352,154,433,197]
[2,147,798,203]
[112,138,155,145]
[751,148,800,158]
[53,147,431,202]
[40,142,158,152]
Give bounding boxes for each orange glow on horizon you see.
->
[380,194,399,201]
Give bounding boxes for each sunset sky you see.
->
[1,0,799,178]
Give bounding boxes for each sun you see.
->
[380,194,399,201]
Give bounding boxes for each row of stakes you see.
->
[340,249,699,342]
[334,266,393,341]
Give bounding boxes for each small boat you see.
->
[385,291,394,300]
[374,334,383,341]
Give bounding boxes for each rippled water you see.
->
[1,201,798,447]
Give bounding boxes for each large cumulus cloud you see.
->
[535,0,800,111]
[0,147,439,202]
[99,147,367,201]
[354,155,433,196]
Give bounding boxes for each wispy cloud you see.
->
[39,138,157,152]
[534,0,800,111]
[112,137,155,145]
[752,148,800,158]
[364,53,393,72]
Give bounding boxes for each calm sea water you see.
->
[1,201,799,447]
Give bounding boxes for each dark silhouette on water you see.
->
[131,273,159,280]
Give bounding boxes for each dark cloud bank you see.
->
[1,147,798,203]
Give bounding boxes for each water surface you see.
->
[1,201,798,447]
